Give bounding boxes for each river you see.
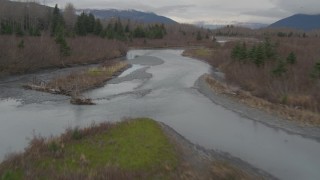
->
[0,49,320,180]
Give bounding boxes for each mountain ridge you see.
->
[269,14,320,31]
[77,9,177,24]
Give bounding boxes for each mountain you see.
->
[235,22,268,29]
[195,22,268,30]
[269,14,320,31]
[77,9,177,24]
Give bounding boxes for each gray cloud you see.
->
[270,0,320,14]
[154,4,195,15]
[44,0,320,24]
[244,7,290,19]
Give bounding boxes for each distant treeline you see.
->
[213,25,320,38]
[0,3,167,41]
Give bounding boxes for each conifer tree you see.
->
[272,59,287,77]
[196,31,202,40]
[254,44,265,67]
[51,4,64,36]
[286,52,297,65]
[93,19,103,36]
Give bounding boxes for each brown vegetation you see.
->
[47,61,129,95]
[0,30,212,77]
[184,37,320,126]
[205,75,320,125]
[0,35,127,76]
[23,61,129,105]
[211,161,254,180]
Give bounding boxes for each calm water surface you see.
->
[0,50,320,180]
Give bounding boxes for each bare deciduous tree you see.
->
[63,3,77,32]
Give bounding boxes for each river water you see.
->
[0,49,320,180]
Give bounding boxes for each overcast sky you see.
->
[45,0,320,24]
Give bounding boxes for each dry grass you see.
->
[221,38,320,113]
[205,75,320,126]
[184,37,320,125]
[182,48,214,61]
[26,61,129,97]
[211,161,255,180]
[0,35,127,75]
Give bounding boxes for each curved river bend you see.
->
[1,50,320,180]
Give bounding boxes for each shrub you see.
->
[311,61,320,79]
[48,141,60,153]
[17,40,24,49]
[286,52,297,65]
[272,59,287,77]
[72,128,83,140]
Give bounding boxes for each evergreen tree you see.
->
[303,33,307,38]
[311,61,320,79]
[264,38,276,59]
[15,25,24,36]
[87,13,95,33]
[133,26,146,38]
[75,12,87,36]
[55,27,71,57]
[248,45,256,60]
[272,59,287,77]
[1,21,13,34]
[93,19,103,36]
[231,43,240,59]
[113,19,125,40]
[239,42,247,61]
[286,52,297,65]
[18,40,25,49]
[160,24,166,35]
[147,24,165,39]
[254,44,265,67]
[196,31,202,41]
[125,24,130,33]
[51,4,65,36]
[103,23,115,39]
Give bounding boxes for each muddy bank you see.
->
[196,74,320,141]
[160,122,276,179]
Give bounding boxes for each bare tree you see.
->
[63,3,76,32]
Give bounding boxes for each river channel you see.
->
[0,49,320,180]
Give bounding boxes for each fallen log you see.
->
[70,97,95,105]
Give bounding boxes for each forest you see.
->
[0,1,210,76]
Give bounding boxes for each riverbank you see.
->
[0,118,262,179]
[184,47,320,127]
[195,74,320,141]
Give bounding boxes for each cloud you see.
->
[43,0,320,24]
[244,7,290,19]
[154,4,195,15]
[270,0,320,14]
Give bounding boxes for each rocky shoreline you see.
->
[195,74,320,141]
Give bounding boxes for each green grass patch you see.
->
[1,170,23,180]
[194,48,212,57]
[0,118,178,179]
[87,67,103,76]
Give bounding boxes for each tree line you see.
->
[231,39,297,76]
[0,2,167,40]
[231,38,320,79]
[0,2,168,57]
